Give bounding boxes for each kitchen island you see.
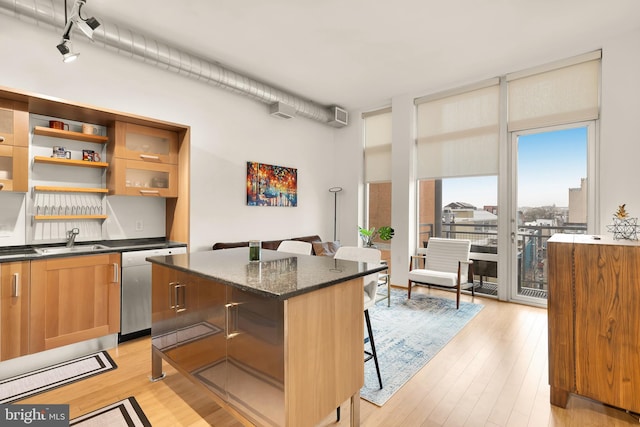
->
[147,247,386,427]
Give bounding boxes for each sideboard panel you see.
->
[548,234,640,413]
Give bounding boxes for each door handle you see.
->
[224,302,241,339]
[168,281,178,309]
[112,263,119,283]
[139,190,160,196]
[12,273,19,297]
[139,154,160,161]
[174,283,186,313]
[511,231,516,243]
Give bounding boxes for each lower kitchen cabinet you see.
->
[0,261,30,361]
[30,253,121,353]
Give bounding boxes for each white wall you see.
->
[0,15,341,252]
[600,28,640,228]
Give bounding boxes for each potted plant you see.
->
[359,225,394,247]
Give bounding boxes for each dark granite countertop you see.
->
[147,247,387,300]
[0,238,187,262]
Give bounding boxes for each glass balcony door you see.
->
[509,124,594,306]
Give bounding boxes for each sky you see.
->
[442,127,587,208]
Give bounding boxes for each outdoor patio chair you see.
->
[408,237,474,309]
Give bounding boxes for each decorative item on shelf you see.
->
[83,149,95,161]
[606,204,640,240]
[359,225,394,248]
[49,120,69,130]
[82,123,98,135]
[53,146,71,159]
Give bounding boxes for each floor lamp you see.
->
[329,187,343,241]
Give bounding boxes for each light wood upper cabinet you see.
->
[111,122,178,164]
[0,99,28,147]
[30,253,121,353]
[107,121,179,197]
[0,261,30,361]
[0,99,28,192]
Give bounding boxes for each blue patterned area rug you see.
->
[361,290,484,406]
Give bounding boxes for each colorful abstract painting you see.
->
[246,161,297,207]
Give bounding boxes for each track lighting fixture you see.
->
[56,38,79,63]
[56,0,100,62]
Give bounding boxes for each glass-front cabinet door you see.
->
[112,122,178,164]
[108,121,179,197]
[0,99,28,192]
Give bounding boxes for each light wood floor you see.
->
[19,287,640,426]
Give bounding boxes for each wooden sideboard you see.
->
[548,234,640,412]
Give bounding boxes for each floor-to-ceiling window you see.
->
[505,52,600,306]
[413,51,600,306]
[363,108,393,267]
[415,80,501,297]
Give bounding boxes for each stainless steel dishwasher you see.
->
[120,246,187,342]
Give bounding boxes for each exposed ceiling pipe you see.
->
[0,0,348,127]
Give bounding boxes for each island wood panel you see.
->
[0,261,30,361]
[573,242,640,412]
[30,253,121,353]
[547,240,575,407]
[284,277,364,426]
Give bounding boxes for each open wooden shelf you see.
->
[34,215,108,220]
[33,186,108,193]
[33,156,108,168]
[33,126,108,143]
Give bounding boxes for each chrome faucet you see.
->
[66,227,80,247]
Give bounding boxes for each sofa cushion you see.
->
[212,241,249,250]
[213,235,323,254]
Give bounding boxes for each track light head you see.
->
[56,39,79,63]
[77,16,100,39]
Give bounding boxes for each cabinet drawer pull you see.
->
[175,283,186,312]
[139,154,160,161]
[0,136,5,142]
[139,190,160,196]
[168,281,178,309]
[113,263,119,283]
[12,273,19,297]
[224,302,241,339]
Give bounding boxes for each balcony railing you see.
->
[419,222,587,298]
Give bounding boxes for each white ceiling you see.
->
[86,0,640,112]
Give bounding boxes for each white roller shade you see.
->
[416,83,499,179]
[364,109,392,183]
[507,55,600,131]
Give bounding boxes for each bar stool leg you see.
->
[364,309,383,389]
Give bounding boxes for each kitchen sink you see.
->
[34,244,111,256]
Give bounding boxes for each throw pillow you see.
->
[312,241,341,256]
